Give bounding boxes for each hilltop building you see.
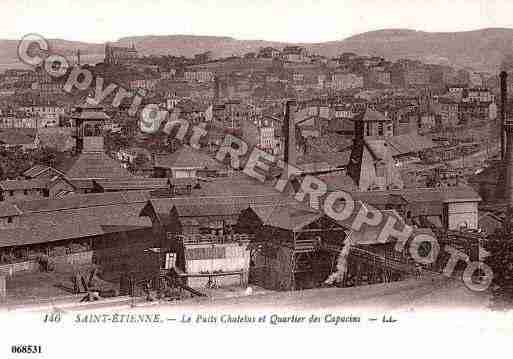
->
[104,43,138,65]
[282,46,309,63]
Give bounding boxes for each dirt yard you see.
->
[2,263,118,305]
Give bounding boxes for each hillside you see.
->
[0,39,104,71]
[117,35,286,58]
[1,28,513,72]
[310,28,513,71]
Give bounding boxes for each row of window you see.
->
[1,189,47,197]
[0,190,50,206]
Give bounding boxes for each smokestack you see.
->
[214,76,220,102]
[283,100,297,167]
[502,71,513,234]
[501,71,508,160]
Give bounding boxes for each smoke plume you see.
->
[325,235,354,285]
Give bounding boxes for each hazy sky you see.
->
[2,0,513,43]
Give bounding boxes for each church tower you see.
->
[104,43,111,65]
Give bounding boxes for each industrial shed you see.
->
[238,202,348,290]
[0,191,157,279]
[140,194,286,288]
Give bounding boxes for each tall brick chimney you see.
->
[501,71,508,160]
[283,100,297,167]
[214,76,220,103]
[501,71,513,233]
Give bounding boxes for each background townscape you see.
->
[0,26,513,311]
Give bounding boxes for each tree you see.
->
[128,153,150,174]
[167,137,182,153]
[104,132,131,154]
[32,147,59,168]
[0,145,71,180]
[0,146,31,179]
[485,234,513,309]
[134,153,148,168]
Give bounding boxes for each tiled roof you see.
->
[12,191,151,214]
[192,177,282,198]
[148,194,287,214]
[176,99,208,113]
[364,134,435,160]
[71,111,110,121]
[168,178,199,186]
[327,118,354,133]
[0,191,153,248]
[397,186,481,203]
[248,202,323,231]
[174,203,251,218]
[0,202,151,248]
[0,128,37,145]
[23,165,50,178]
[364,139,395,160]
[23,165,66,179]
[66,152,133,180]
[350,186,481,204]
[0,179,48,191]
[142,194,290,225]
[346,206,435,245]
[297,162,337,174]
[94,178,170,191]
[352,108,389,122]
[69,179,95,190]
[38,131,75,152]
[320,173,357,192]
[154,146,223,170]
[74,103,105,111]
[386,134,435,155]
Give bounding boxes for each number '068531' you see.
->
[11,345,42,354]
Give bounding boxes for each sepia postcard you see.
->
[0,0,513,357]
